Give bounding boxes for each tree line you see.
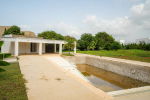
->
[3,25,150,51]
[77,32,121,50]
[38,31,150,51]
[123,42,150,51]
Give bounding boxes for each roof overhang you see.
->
[0,37,67,44]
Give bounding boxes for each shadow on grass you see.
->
[0,68,5,72]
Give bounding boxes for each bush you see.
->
[104,43,112,50]
[111,42,121,50]
[0,61,10,66]
[0,53,11,60]
[104,42,121,50]
[145,44,150,50]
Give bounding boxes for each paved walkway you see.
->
[19,55,113,100]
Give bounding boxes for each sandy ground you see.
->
[19,54,113,100]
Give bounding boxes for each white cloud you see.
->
[46,22,81,38]
[131,4,144,14]
[83,15,130,35]
[82,0,150,42]
[19,24,31,31]
[31,0,150,42]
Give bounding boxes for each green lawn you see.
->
[77,49,150,63]
[0,63,28,100]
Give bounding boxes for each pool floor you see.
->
[76,64,150,92]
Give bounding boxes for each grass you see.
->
[0,63,28,100]
[77,49,150,63]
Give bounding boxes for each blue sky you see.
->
[0,0,149,42]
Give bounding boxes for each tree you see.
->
[104,43,112,50]
[124,42,150,51]
[0,41,11,66]
[95,32,115,50]
[78,33,94,50]
[110,41,121,50]
[124,43,138,49]
[63,36,76,52]
[87,41,96,50]
[4,25,24,35]
[38,31,64,40]
[77,40,87,50]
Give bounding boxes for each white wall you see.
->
[1,41,53,55]
[15,42,46,55]
[10,42,15,55]
[1,41,11,53]
[19,42,31,54]
[42,43,45,53]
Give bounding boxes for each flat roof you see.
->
[1,37,67,44]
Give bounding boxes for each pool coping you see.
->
[107,86,150,97]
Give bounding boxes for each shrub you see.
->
[0,61,10,66]
[145,44,150,50]
[104,43,112,50]
[0,53,11,60]
[111,42,121,50]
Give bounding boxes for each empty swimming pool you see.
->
[76,64,150,92]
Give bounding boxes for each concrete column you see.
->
[59,43,62,54]
[14,41,19,56]
[74,41,77,54]
[39,43,42,55]
[54,44,56,53]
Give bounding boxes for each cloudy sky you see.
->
[0,0,149,42]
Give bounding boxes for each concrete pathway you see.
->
[19,55,113,100]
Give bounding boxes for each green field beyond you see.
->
[77,49,150,63]
[0,63,28,100]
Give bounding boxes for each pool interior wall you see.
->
[76,64,150,92]
[62,54,150,84]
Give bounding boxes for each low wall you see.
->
[63,54,150,83]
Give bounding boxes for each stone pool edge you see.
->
[62,53,150,83]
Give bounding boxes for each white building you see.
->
[0,35,67,56]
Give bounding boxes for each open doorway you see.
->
[45,44,54,53]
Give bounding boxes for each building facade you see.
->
[0,26,67,56]
[1,35,66,56]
